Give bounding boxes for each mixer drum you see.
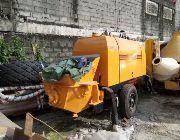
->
[152,57,180,81]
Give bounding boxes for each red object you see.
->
[128,78,138,85]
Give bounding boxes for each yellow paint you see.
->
[145,39,154,77]
[165,80,180,91]
[161,32,180,62]
[73,36,146,87]
[162,32,180,90]
[117,38,146,83]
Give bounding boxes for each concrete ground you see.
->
[131,92,180,140]
[12,91,180,140]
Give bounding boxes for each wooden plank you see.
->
[24,113,33,137]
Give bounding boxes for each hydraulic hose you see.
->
[102,87,119,126]
[0,85,44,102]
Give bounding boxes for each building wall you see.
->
[14,0,177,37]
[175,0,180,31]
[12,0,177,38]
[13,0,144,37]
[0,0,13,31]
[2,33,75,63]
[0,0,179,63]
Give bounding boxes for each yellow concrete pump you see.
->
[43,34,148,125]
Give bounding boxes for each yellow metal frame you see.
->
[165,80,180,91]
[43,57,104,113]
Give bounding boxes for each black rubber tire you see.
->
[118,84,138,119]
[0,61,44,87]
[145,78,153,94]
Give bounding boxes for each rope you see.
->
[27,113,64,140]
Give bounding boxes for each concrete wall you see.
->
[2,33,75,63]
[175,0,180,31]
[0,0,13,31]
[12,0,177,38]
[0,0,179,63]
[13,0,144,38]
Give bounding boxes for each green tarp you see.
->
[42,58,92,82]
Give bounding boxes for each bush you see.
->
[10,35,27,61]
[0,35,45,64]
[0,37,11,64]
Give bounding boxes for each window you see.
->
[163,6,173,20]
[146,0,158,16]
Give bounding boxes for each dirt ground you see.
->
[131,92,180,140]
[12,90,180,140]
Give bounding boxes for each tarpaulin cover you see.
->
[42,57,92,82]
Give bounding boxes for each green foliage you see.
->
[11,35,27,61]
[33,43,45,62]
[0,37,11,64]
[0,35,45,64]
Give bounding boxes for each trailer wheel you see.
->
[145,78,152,94]
[118,84,138,119]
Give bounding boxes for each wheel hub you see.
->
[129,92,136,111]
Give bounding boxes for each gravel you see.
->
[12,90,180,140]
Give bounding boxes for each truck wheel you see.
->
[118,84,138,119]
[145,78,152,94]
